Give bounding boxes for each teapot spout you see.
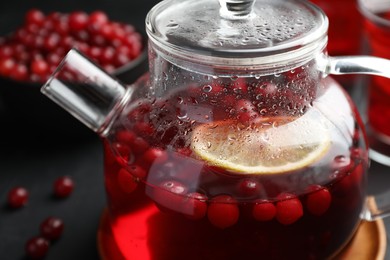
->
[41,49,131,136]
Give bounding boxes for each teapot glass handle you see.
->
[318,55,390,78]
[318,54,390,221]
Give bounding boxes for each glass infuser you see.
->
[41,0,390,258]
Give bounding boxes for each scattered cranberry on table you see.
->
[7,186,29,208]
[25,236,50,259]
[0,9,143,83]
[40,217,65,241]
[53,176,74,198]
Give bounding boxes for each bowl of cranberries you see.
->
[0,9,147,144]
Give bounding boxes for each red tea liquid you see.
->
[103,76,367,259]
[364,12,390,138]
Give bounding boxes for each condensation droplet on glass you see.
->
[166,23,179,29]
[207,142,212,148]
[177,96,184,104]
[203,85,212,93]
[260,108,267,115]
[177,111,188,120]
[204,115,210,120]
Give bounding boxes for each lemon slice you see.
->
[191,117,331,174]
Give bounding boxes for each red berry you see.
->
[25,9,45,26]
[30,59,49,77]
[0,58,16,76]
[207,195,239,229]
[89,11,109,26]
[141,148,168,165]
[306,185,332,216]
[129,136,149,154]
[117,168,138,193]
[238,178,261,197]
[40,217,64,240]
[10,64,28,81]
[68,11,89,31]
[0,45,14,59]
[113,142,132,163]
[43,33,60,51]
[153,180,188,212]
[115,130,136,144]
[134,122,155,136]
[53,176,74,198]
[276,193,303,225]
[25,236,50,259]
[252,200,276,221]
[181,192,208,220]
[127,164,147,179]
[7,186,29,208]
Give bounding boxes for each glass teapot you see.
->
[41,0,390,259]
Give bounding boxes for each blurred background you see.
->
[0,1,159,259]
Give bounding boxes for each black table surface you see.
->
[1,1,390,259]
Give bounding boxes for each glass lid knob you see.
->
[219,0,256,19]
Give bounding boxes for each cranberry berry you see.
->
[252,200,276,221]
[238,178,262,197]
[53,176,74,198]
[7,186,29,208]
[306,185,332,216]
[181,192,208,220]
[207,195,239,229]
[40,217,64,240]
[276,193,303,225]
[153,180,188,212]
[25,236,50,259]
[0,9,143,82]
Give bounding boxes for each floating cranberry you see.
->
[238,178,262,197]
[127,164,147,179]
[134,122,155,136]
[207,195,239,229]
[25,236,50,259]
[117,168,138,193]
[113,142,132,163]
[153,180,188,212]
[115,130,136,144]
[276,193,303,225]
[53,176,74,198]
[141,148,168,165]
[7,186,29,208]
[40,217,64,240]
[181,192,208,220]
[252,200,276,221]
[306,185,332,216]
[129,136,149,154]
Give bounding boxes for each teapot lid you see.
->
[146,0,328,73]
